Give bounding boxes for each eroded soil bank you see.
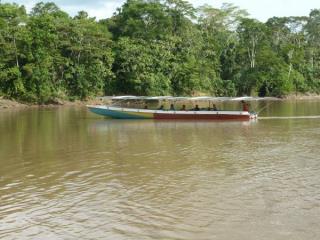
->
[0,97,106,110]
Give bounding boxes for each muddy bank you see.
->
[281,93,320,100]
[0,97,106,110]
[0,98,29,109]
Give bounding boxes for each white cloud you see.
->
[85,1,125,20]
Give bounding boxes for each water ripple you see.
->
[1,107,320,239]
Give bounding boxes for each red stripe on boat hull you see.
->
[154,113,249,120]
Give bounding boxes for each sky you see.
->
[2,0,320,22]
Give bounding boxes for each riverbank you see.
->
[282,93,320,100]
[1,94,320,110]
[0,97,106,110]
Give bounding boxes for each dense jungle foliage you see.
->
[0,0,320,103]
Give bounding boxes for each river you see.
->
[0,100,320,240]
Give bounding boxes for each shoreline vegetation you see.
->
[0,1,319,104]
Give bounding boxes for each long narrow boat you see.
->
[87,96,260,121]
[87,105,257,120]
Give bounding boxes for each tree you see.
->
[108,0,172,40]
[0,3,27,97]
[305,9,320,91]
[30,2,69,18]
[237,18,267,69]
[113,37,172,95]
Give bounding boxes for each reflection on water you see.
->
[1,101,320,240]
[260,116,320,119]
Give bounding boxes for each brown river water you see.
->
[0,100,320,240]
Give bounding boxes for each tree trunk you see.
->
[13,35,19,68]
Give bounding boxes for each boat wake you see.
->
[259,116,320,120]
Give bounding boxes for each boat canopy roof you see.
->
[102,96,279,101]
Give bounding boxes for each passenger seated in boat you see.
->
[212,104,218,111]
[241,101,249,112]
[158,105,164,110]
[170,104,175,111]
[181,105,186,111]
[193,105,200,111]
